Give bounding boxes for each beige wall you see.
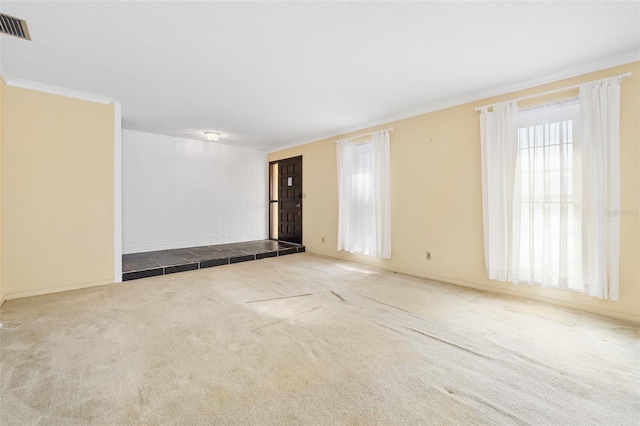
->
[270,62,640,322]
[0,78,5,306]
[3,86,115,298]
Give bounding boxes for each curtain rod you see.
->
[474,72,632,111]
[334,127,394,143]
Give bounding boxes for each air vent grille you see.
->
[0,14,30,40]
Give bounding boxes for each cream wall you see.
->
[0,78,5,306]
[269,62,640,322]
[3,86,115,299]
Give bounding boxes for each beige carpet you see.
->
[1,253,638,425]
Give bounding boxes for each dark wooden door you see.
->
[277,156,302,244]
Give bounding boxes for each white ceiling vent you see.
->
[0,14,30,40]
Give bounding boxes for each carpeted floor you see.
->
[1,253,638,425]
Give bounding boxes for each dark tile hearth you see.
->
[278,247,298,256]
[256,251,278,260]
[229,254,255,264]
[122,240,305,281]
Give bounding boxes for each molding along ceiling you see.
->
[1,1,638,151]
[268,50,640,153]
[5,76,114,105]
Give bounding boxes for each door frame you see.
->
[268,155,303,242]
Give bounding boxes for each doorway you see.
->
[269,156,303,244]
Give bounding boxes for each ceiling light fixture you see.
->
[204,131,221,141]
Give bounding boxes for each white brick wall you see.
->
[122,130,267,254]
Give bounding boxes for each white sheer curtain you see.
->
[480,101,519,282]
[580,77,620,300]
[336,130,391,259]
[336,137,354,253]
[514,99,582,289]
[480,77,622,301]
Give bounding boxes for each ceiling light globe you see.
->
[204,132,220,141]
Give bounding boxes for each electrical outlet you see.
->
[426,251,431,261]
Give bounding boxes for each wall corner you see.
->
[113,101,122,283]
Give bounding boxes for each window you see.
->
[515,99,582,290]
[336,130,391,259]
[345,142,375,255]
[480,76,622,300]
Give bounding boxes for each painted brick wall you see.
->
[122,130,267,254]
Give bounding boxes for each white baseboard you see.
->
[5,279,116,301]
[308,250,640,323]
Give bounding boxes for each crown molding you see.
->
[6,78,114,104]
[0,57,14,83]
[456,49,640,108]
[0,50,112,103]
[269,51,640,153]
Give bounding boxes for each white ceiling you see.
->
[1,1,638,151]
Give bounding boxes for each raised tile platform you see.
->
[122,240,305,281]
